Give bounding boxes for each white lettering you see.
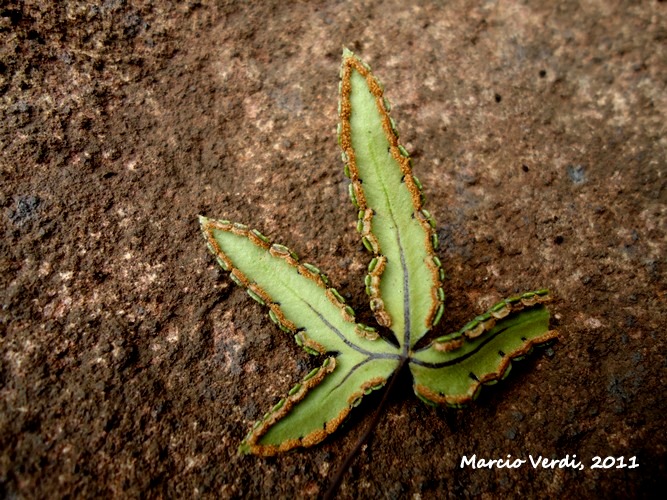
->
[476,458,495,469]
[460,454,527,469]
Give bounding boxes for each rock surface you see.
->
[1,1,664,498]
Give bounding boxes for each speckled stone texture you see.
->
[1,1,664,498]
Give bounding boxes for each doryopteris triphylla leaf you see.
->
[339,47,443,351]
[200,48,558,457]
[199,216,400,455]
[411,292,554,407]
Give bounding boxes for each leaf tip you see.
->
[199,215,216,238]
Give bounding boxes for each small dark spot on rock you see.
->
[494,93,502,103]
[566,164,586,184]
[644,260,658,280]
[505,427,517,440]
[607,375,629,414]
[521,164,529,172]
[92,270,109,283]
[460,172,479,186]
[581,275,592,285]
[553,235,564,245]
[27,30,45,44]
[511,410,525,422]
[123,14,146,39]
[539,69,547,78]
[8,195,41,226]
[1,8,23,26]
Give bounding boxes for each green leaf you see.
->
[339,48,443,349]
[199,218,395,357]
[411,301,554,407]
[240,354,399,455]
[200,216,400,455]
[200,48,557,456]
